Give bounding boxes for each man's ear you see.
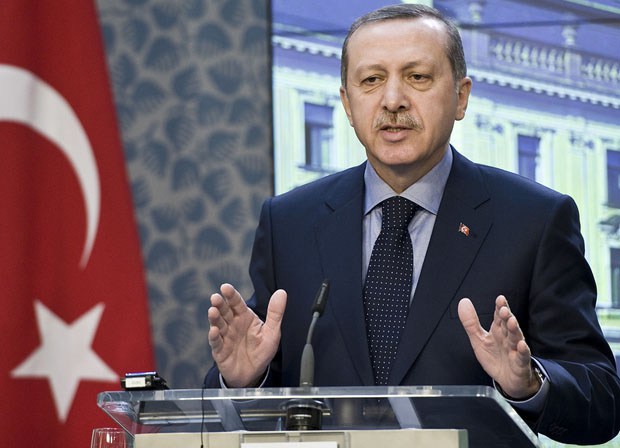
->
[455,77,472,121]
[339,86,353,126]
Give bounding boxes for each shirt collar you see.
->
[364,146,453,216]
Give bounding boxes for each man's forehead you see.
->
[349,16,448,44]
[346,17,449,67]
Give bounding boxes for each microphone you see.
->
[300,279,330,387]
[285,279,330,432]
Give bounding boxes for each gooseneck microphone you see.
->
[285,279,330,431]
[299,279,330,387]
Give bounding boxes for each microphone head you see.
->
[311,279,330,316]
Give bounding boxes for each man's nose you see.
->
[380,78,411,112]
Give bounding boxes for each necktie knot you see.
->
[381,196,416,230]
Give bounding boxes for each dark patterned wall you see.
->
[96,0,273,388]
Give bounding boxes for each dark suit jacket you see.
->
[206,148,620,444]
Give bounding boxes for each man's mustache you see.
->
[374,112,423,131]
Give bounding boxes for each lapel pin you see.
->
[458,222,470,237]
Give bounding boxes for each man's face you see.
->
[340,17,471,191]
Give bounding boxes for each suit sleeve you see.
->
[527,195,620,444]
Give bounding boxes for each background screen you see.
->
[271,3,620,445]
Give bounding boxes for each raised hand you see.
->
[208,284,287,388]
[458,295,541,399]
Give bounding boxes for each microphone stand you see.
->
[284,280,330,431]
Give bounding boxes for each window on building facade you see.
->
[518,135,540,181]
[612,248,620,308]
[607,150,620,209]
[304,103,334,171]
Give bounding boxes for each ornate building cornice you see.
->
[470,67,620,109]
[273,35,341,59]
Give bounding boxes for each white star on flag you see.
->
[11,300,117,422]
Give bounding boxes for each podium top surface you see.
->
[97,385,539,448]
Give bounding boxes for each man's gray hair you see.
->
[340,3,467,87]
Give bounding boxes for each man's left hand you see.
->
[458,295,542,400]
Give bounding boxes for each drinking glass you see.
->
[90,427,127,448]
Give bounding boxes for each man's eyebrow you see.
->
[355,60,434,74]
[354,63,386,74]
[401,60,434,71]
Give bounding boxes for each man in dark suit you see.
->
[206,4,620,445]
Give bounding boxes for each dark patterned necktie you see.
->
[363,196,417,385]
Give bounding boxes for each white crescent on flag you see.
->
[0,63,100,268]
[0,3,154,444]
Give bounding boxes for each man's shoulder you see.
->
[453,150,566,203]
[477,163,566,202]
[273,163,366,204]
[448,150,573,222]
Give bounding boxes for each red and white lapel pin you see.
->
[458,222,470,237]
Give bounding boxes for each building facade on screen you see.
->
[270,0,620,355]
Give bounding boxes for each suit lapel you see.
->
[390,150,493,384]
[314,163,375,386]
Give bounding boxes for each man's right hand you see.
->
[207,284,287,388]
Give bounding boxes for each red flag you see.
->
[0,2,154,446]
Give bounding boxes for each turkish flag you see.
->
[0,2,154,447]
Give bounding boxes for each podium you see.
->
[97,385,540,448]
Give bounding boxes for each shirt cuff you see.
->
[494,358,549,413]
[219,366,270,389]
